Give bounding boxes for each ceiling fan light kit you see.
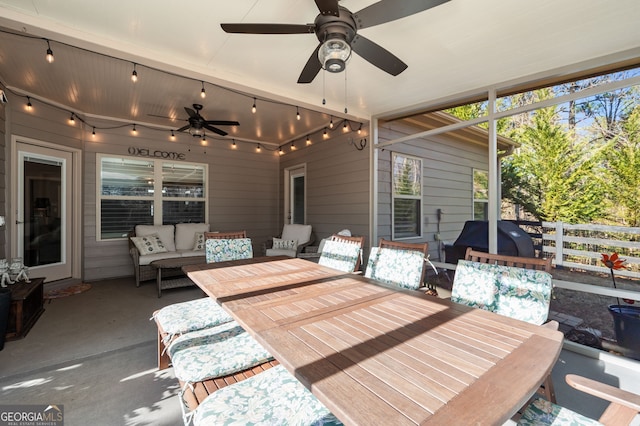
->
[221,0,450,83]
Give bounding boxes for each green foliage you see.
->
[501,100,606,223]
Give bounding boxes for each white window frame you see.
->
[391,153,423,240]
[473,169,489,220]
[96,154,208,240]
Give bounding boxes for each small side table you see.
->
[150,257,205,298]
[5,277,45,341]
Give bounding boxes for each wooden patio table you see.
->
[183,257,564,426]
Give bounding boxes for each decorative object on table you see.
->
[9,258,30,283]
[604,252,640,360]
[0,259,13,287]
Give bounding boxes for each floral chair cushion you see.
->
[364,247,425,290]
[152,298,233,344]
[168,322,273,384]
[318,240,361,273]
[451,260,499,311]
[205,238,253,263]
[191,364,342,426]
[518,397,602,425]
[494,264,553,325]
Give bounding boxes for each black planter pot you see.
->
[608,304,640,360]
[0,288,11,351]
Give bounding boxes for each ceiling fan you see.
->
[221,0,450,84]
[175,104,240,137]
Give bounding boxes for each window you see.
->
[473,169,488,220]
[97,155,207,240]
[392,153,422,239]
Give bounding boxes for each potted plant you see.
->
[604,253,640,360]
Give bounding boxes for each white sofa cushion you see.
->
[175,223,210,251]
[281,224,312,245]
[135,224,176,252]
[264,248,297,258]
[137,251,182,266]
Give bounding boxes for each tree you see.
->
[602,105,640,226]
[501,102,606,223]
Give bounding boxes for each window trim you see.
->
[473,168,489,221]
[96,153,208,241]
[391,152,423,240]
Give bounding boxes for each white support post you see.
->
[555,221,564,267]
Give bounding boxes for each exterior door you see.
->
[13,141,74,282]
[284,165,306,224]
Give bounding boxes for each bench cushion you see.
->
[518,397,602,425]
[364,247,425,290]
[205,238,253,263]
[318,240,361,273]
[451,260,499,311]
[153,298,233,344]
[168,322,273,384]
[191,364,342,426]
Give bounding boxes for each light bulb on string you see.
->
[358,123,362,135]
[251,98,257,113]
[291,142,296,150]
[279,146,284,155]
[329,116,334,129]
[170,130,176,141]
[131,63,138,82]
[296,107,300,121]
[200,81,206,99]
[26,96,32,111]
[343,120,348,132]
[69,113,75,124]
[45,39,54,63]
[92,127,96,137]
[132,124,137,134]
[306,135,311,145]
[323,127,328,139]
[232,139,237,149]
[256,144,261,152]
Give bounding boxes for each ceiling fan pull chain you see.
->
[322,70,326,105]
[344,68,348,114]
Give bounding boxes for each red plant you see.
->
[601,252,634,305]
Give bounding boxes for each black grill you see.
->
[445,220,535,264]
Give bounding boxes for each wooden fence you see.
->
[541,222,640,279]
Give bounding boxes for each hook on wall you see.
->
[349,137,367,151]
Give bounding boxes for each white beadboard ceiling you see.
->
[0,0,639,146]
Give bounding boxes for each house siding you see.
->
[378,121,491,263]
[278,130,371,250]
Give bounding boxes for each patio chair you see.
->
[187,364,341,426]
[205,237,253,263]
[152,231,249,369]
[364,239,429,290]
[264,224,314,257]
[452,250,556,402]
[317,234,366,273]
[518,374,640,425]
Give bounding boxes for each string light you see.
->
[200,81,206,99]
[343,120,348,132]
[256,144,261,152]
[26,96,32,111]
[69,113,75,124]
[291,142,296,150]
[131,63,138,82]
[232,139,237,149]
[45,39,54,63]
[92,126,96,137]
[132,124,137,134]
[358,123,362,135]
[279,146,284,155]
[329,116,334,129]
[296,107,300,121]
[323,127,328,138]
[306,135,311,145]
[170,130,176,141]
[251,98,257,113]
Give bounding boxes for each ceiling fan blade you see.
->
[351,35,407,76]
[176,124,190,132]
[297,44,323,84]
[221,23,314,34]
[355,0,450,29]
[205,120,240,126]
[184,107,197,118]
[314,0,339,16]
[204,124,228,136]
